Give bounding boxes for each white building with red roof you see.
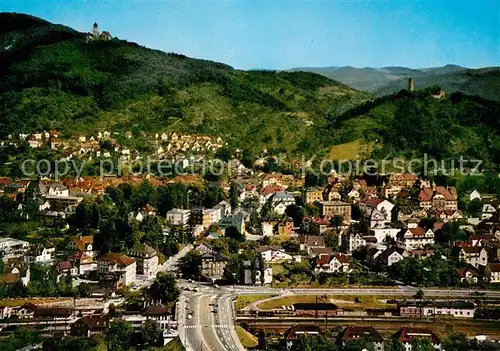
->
[97,253,136,286]
[418,186,458,212]
[393,327,442,350]
[401,227,435,250]
[314,253,351,273]
[359,197,394,228]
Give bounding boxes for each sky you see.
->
[0,0,499,70]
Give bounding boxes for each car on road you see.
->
[212,308,218,313]
[187,314,192,319]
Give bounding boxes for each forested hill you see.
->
[289,65,500,102]
[0,12,367,155]
[323,88,500,167]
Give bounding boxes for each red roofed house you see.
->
[359,197,394,229]
[402,227,435,250]
[405,249,434,260]
[393,327,442,350]
[71,314,109,337]
[56,261,78,279]
[314,253,351,274]
[97,253,136,286]
[283,324,320,350]
[337,326,384,351]
[418,187,458,212]
[259,185,284,203]
[306,216,331,235]
[456,267,479,283]
[70,251,97,275]
[67,235,96,257]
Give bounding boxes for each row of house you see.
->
[284,325,442,351]
[0,234,159,291]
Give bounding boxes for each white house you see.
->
[371,228,400,243]
[256,246,293,262]
[0,237,29,260]
[402,227,435,250]
[482,204,497,220]
[97,253,136,286]
[69,251,97,275]
[349,233,367,253]
[459,247,488,268]
[270,191,295,215]
[40,183,70,197]
[379,246,406,266]
[25,244,55,263]
[127,244,158,278]
[469,190,481,202]
[215,200,232,217]
[359,197,394,217]
[166,209,191,226]
[261,221,274,237]
[314,253,351,273]
[359,197,394,228]
[272,202,288,215]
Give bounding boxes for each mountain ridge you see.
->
[287,64,500,102]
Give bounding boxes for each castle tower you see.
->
[408,77,414,92]
[93,22,99,37]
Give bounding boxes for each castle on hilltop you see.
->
[86,22,113,42]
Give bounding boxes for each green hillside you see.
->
[323,87,500,167]
[1,13,499,167]
[0,12,368,155]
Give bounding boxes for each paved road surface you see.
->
[178,285,245,351]
[178,283,500,350]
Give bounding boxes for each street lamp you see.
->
[232,272,236,295]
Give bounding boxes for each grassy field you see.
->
[236,326,259,348]
[327,139,373,160]
[235,294,276,310]
[256,294,400,310]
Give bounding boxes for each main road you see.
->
[178,284,500,350]
[178,286,245,351]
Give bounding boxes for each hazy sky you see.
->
[1,0,499,70]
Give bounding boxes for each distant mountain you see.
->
[288,64,500,102]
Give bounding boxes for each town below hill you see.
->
[0,167,499,349]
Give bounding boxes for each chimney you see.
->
[408,77,414,92]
